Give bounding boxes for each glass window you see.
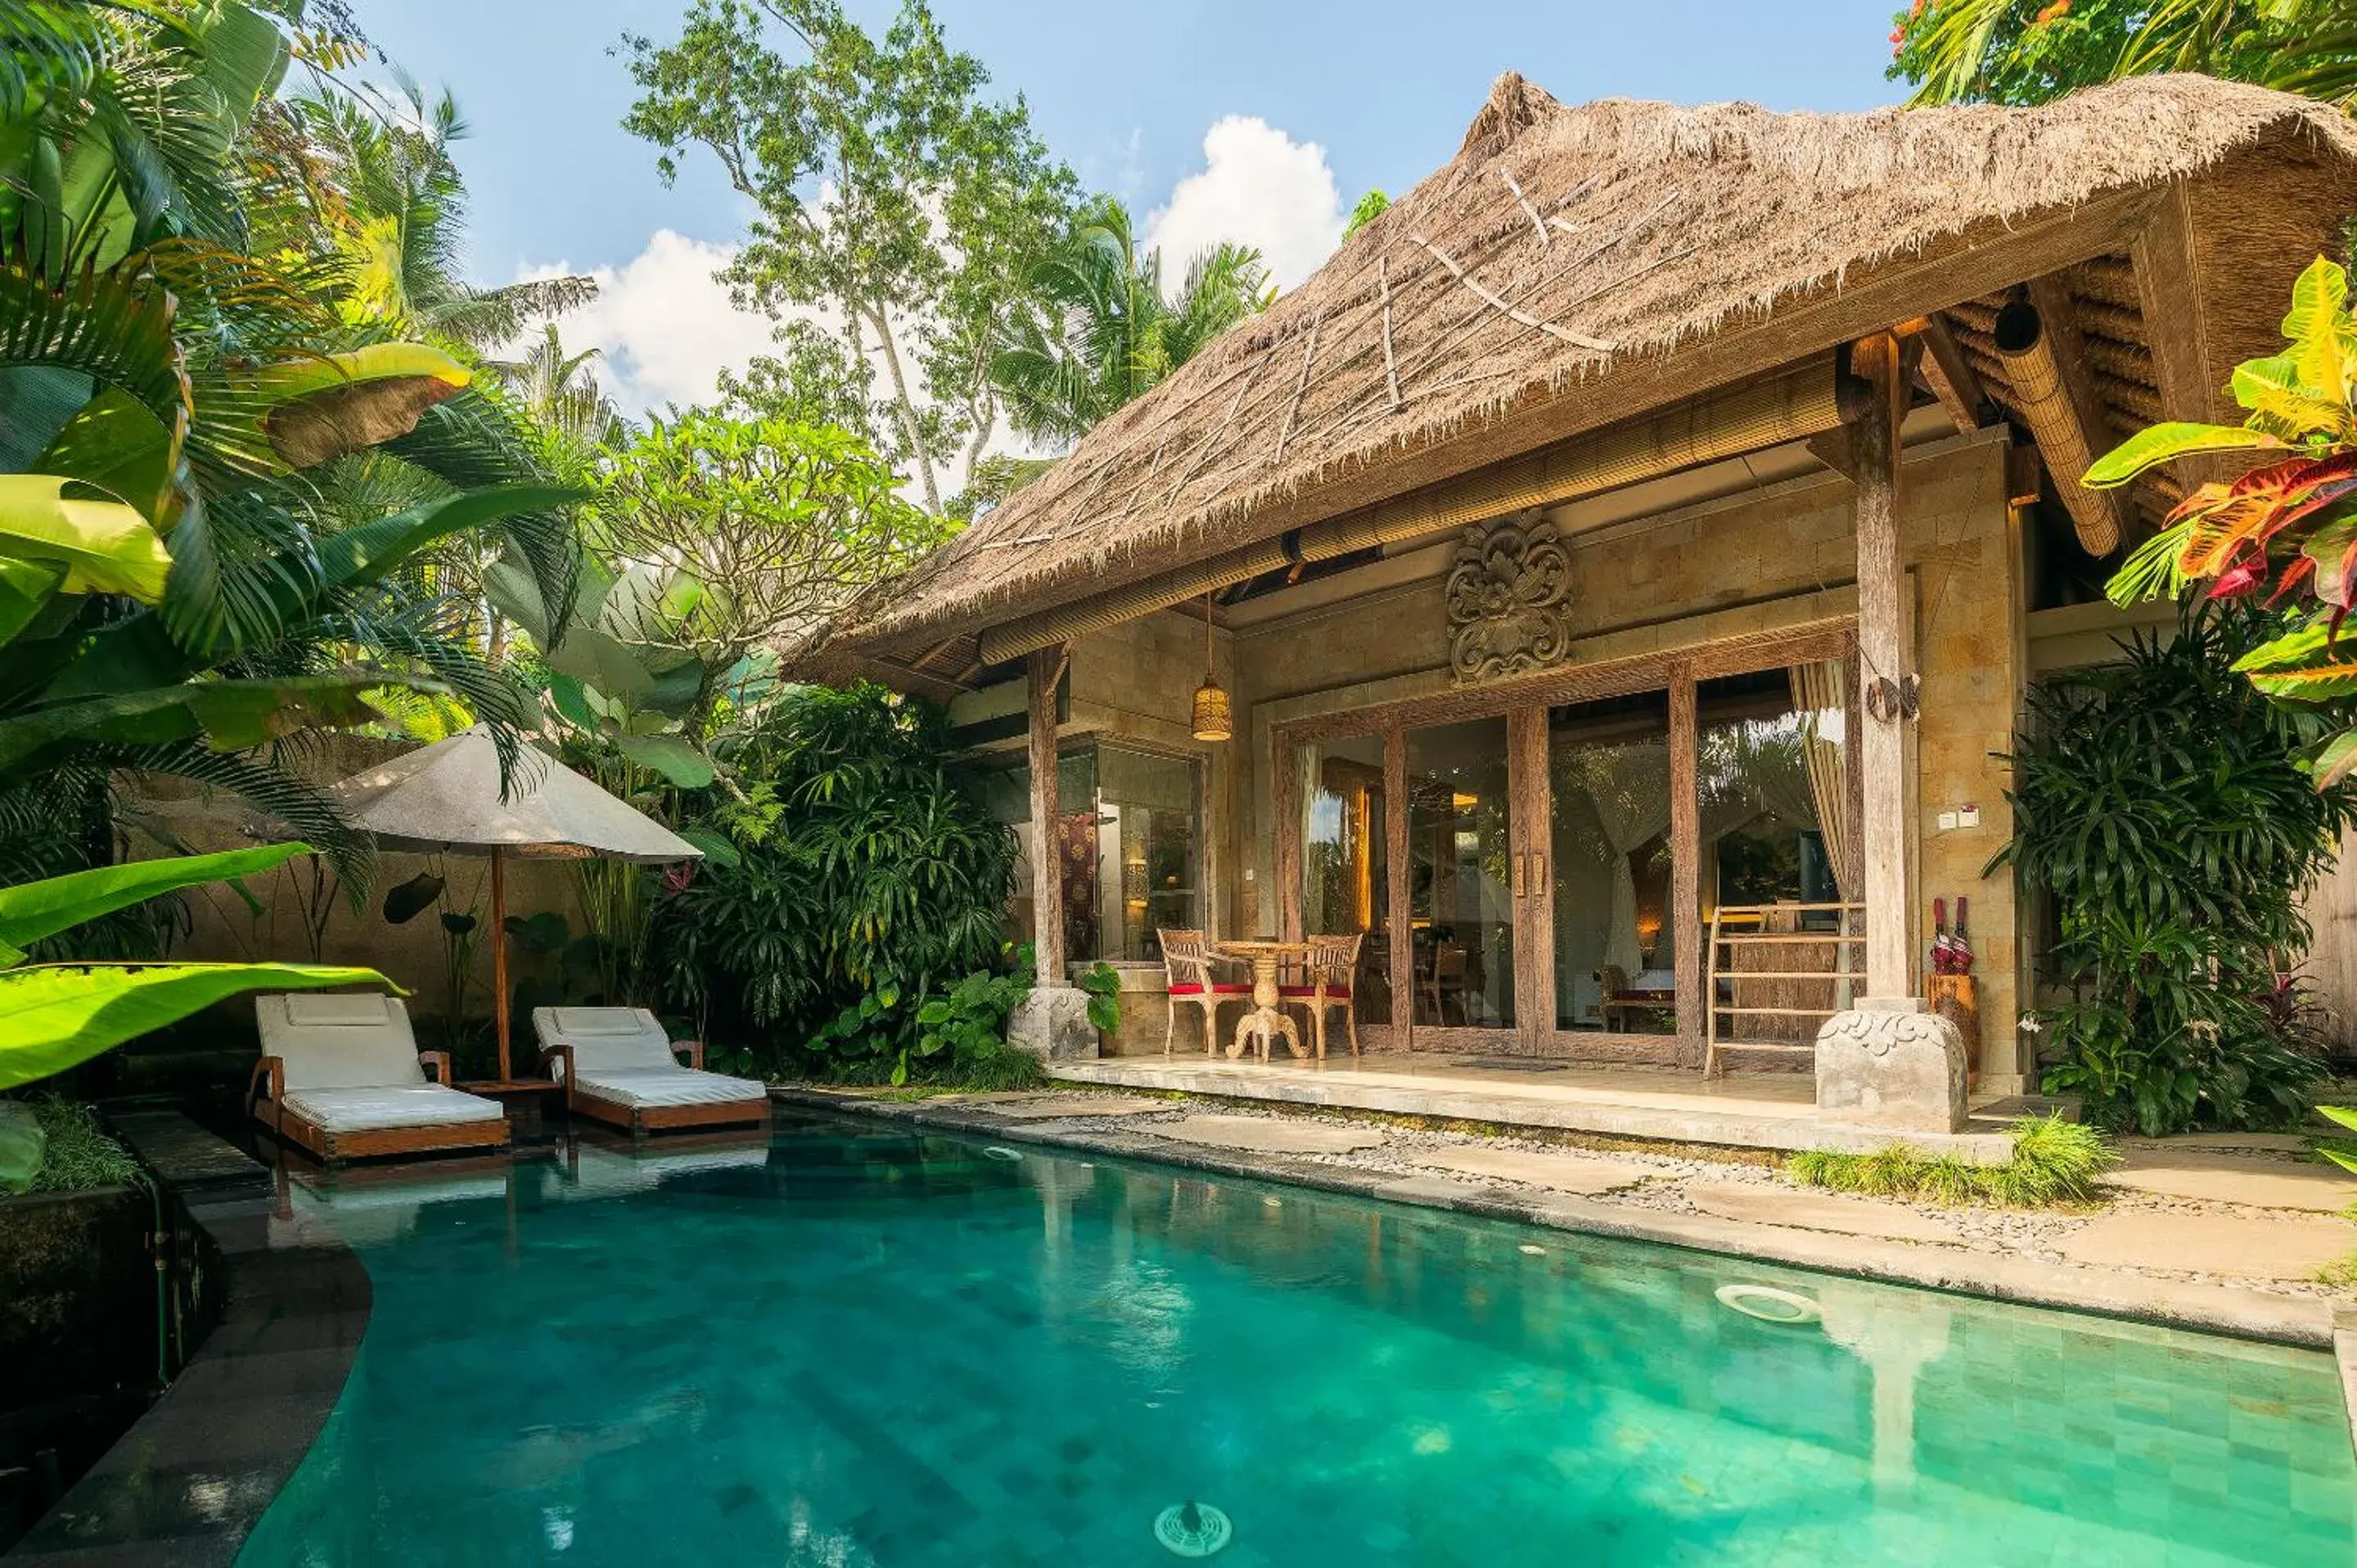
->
[1547,688,1674,1033]
[1097,746,1201,962]
[1297,735,1390,1021]
[1698,665,1856,1044]
[1405,717,1514,1029]
[983,745,1201,965]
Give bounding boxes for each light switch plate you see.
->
[1960,804,1981,828]
[1936,811,1959,831]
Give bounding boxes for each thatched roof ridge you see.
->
[840,72,2357,656]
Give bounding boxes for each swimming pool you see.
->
[240,1113,2354,1566]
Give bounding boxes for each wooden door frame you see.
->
[1273,619,1856,1067]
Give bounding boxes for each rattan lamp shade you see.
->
[1191,678,1233,742]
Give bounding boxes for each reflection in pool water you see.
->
[240,1116,2355,1566]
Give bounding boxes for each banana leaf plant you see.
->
[2091,255,2357,784]
[0,840,394,1097]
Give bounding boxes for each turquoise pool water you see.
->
[241,1115,2355,1567]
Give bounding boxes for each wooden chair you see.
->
[1158,929,1250,1055]
[1281,933,1363,1058]
[1594,963,1634,1032]
[1422,944,1467,1025]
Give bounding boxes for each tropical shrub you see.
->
[650,683,1020,1078]
[1891,0,2357,107]
[2093,256,2357,784]
[1996,615,2357,1133]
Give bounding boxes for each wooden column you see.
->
[1027,644,1066,985]
[1384,723,1412,1048]
[1846,336,1913,1002]
[1669,669,1702,1066]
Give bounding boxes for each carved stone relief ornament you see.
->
[1445,511,1575,683]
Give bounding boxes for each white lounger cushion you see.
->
[257,993,427,1092]
[534,1006,681,1073]
[570,1066,767,1109]
[278,1084,506,1133]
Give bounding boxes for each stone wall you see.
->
[116,732,583,1023]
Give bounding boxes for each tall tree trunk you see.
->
[867,304,942,515]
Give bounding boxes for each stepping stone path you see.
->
[2057,1210,2353,1282]
[1144,1114,1386,1156]
[985,1094,1172,1120]
[1408,1145,1657,1195]
[1682,1182,1965,1245]
[2100,1149,2351,1214]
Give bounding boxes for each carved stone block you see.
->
[1814,1006,1967,1132]
[1007,985,1099,1063]
[1447,512,1574,682]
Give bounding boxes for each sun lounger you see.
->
[250,994,510,1165]
[531,1007,770,1138]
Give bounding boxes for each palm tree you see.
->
[0,2,583,881]
[989,196,1274,448]
[283,76,598,350]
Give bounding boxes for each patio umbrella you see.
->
[327,725,700,1083]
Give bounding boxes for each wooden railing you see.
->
[1705,902,1865,1079]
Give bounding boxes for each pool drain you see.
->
[983,1146,1022,1161]
[1154,1500,1233,1557]
[1715,1283,1822,1325]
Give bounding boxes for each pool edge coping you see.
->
[7,1108,371,1568]
[773,1087,2346,1356]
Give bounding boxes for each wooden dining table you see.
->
[1210,939,1315,1061]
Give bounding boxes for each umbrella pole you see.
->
[491,846,512,1083]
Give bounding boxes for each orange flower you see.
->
[2034,0,2071,22]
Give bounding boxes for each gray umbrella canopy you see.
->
[327,726,698,1083]
[331,726,701,863]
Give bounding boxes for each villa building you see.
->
[817,73,2357,1146]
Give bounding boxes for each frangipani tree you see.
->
[2090,255,2357,783]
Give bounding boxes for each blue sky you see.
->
[356,0,1909,416]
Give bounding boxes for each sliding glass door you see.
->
[1282,630,1856,1065]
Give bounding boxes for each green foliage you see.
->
[1076,958,1122,1034]
[989,194,1272,449]
[1,843,392,1091]
[622,0,1078,513]
[10,1095,137,1194]
[1787,1115,2114,1206]
[1995,614,2357,1133]
[1891,0,2357,108]
[649,683,1020,1077]
[1342,190,1391,241]
[0,2,593,880]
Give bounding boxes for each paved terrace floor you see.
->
[1051,1052,2020,1160]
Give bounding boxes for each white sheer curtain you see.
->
[1788,660,1854,899]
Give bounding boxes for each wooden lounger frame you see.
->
[542,1039,773,1139]
[247,1052,512,1166]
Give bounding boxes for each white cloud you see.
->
[516,231,772,417]
[1144,116,1346,292]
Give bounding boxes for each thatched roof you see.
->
[837,72,2357,660]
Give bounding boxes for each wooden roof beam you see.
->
[1916,313,1990,431]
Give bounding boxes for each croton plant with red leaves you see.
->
[2092,256,2357,784]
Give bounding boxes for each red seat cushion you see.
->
[1277,985,1350,999]
[1169,982,1251,996]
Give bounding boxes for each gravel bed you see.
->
[909,1086,2357,1304]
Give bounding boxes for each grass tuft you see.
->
[27,1097,139,1192]
[1785,1115,2114,1209]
